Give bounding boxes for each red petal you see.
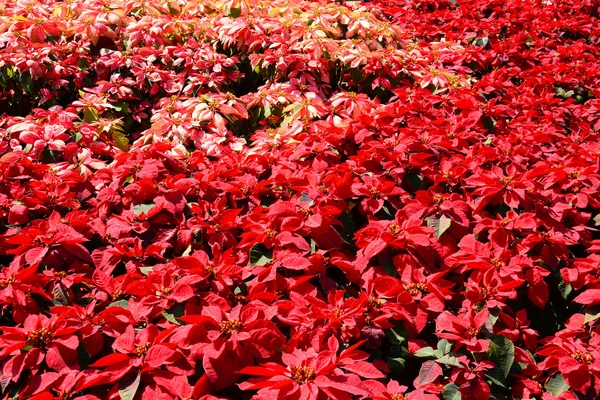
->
[145,345,176,368]
[573,289,600,306]
[89,353,131,368]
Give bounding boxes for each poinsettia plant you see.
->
[1,0,600,398]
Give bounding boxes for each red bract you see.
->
[436,309,490,352]
[177,303,286,391]
[0,314,80,381]
[355,211,434,272]
[90,324,191,386]
[0,0,600,397]
[238,347,370,400]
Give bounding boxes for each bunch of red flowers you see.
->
[0,0,600,398]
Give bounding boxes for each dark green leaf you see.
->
[250,244,272,267]
[350,69,362,85]
[485,366,507,389]
[378,248,397,277]
[20,73,33,94]
[475,37,489,47]
[113,101,130,113]
[228,7,241,17]
[338,211,356,244]
[483,116,496,133]
[385,326,407,346]
[77,342,91,369]
[387,344,408,376]
[378,201,396,220]
[487,335,515,378]
[163,304,185,325]
[406,172,423,191]
[443,383,461,400]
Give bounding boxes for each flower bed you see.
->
[0,0,600,398]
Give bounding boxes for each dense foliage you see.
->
[1,0,600,398]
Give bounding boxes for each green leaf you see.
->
[485,366,507,389]
[427,215,452,238]
[83,107,99,123]
[263,105,272,118]
[139,266,154,275]
[546,373,569,396]
[443,383,462,400]
[558,279,572,300]
[112,130,129,151]
[486,307,501,329]
[385,326,407,346]
[134,203,155,216]
[78,58,90,70]
[436,353,462,367]
[556,87,574,99]
[250,244,272,267]
[584,305,600,324]
[387,344,408,376]
[511,361,528,375]
[350,69,362,85]
[414,346,435,358]
[163,304,185,325]
[52,284,69,306]
[119,372,141,400]
[228,7,241,17]
[20,73,33,94]
[379,201,396,220]
[108,299,129,308]
[437,339,453,354]
[338,211,356,245]
[475,37,489,47]
[378,248,397,277]
[77,342,91,369]
[406,172,423,191]
[487,335,514,379]
[41,148,58,164]
[483,116,496,133]
[113,101,130,113]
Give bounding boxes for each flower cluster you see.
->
[0,0,600,398]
